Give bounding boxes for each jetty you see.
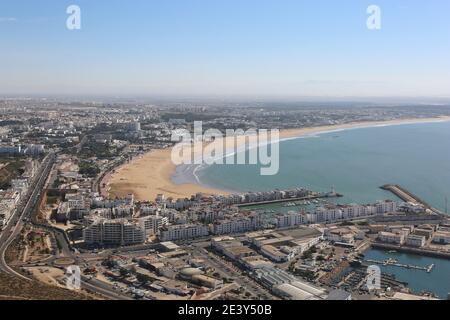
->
[365,258,435,273]
[381,184,445,216]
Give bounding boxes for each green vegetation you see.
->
[79,161,100,177]
[301,246,317,260]
[46,196,59,205]
[136,273,151,284]
[293,269,316,281]
[0,158,25,190]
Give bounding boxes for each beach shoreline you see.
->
[107,116,450,202]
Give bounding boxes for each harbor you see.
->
[364,248,450,298]
[237,191,343,208]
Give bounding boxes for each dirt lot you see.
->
[0,272,94,300]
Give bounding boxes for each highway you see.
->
[0,152,132,300]
[0,152,55,280]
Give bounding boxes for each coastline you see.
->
[107,116,450,202]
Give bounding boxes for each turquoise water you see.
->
[365,249,450,298]
[198,121,450,211]
[196,120,450,298]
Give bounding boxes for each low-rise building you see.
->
[432,231,450,245]
[191,274,223,290]
[405,234,426,247]
[261,245,291,263]
[377,231,405,245]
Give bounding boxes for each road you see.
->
[0,152,55,280]
[190,242,276,299]
[0,152,132,300]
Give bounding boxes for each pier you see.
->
[365,258,435,273]
[372,242,450,260]
[381,184,445,216]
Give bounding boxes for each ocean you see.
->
[195,120,450,211]
[193,120,450,297]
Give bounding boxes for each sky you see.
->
[0,0,449,98]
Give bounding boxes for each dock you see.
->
[365,258,435,273]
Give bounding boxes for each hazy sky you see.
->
[1,0,449,97]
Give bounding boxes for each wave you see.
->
[177,118,450,190]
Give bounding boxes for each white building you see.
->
[138,215,168,236]
[405,234,426,247]
[377,231,405,245]
[433,231,450,245]
[276,212,307,228]
[83,218,145,246]
[375,200,397,214]
[159,224,209,241]
[213,215,261,235]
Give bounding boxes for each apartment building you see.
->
[83,218,145,246]
[213,215,261,235]
[138,215,168,236]
[159,224,209,241]
[276,212,307,228]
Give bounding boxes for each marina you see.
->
[365,258,435,273]
[364,248,450,298]
[236,191,343,208]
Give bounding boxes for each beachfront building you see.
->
[91,194,134,209]
[213,188,312,206]
[288,201,397,225]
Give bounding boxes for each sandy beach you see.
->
[107,116,450,201]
